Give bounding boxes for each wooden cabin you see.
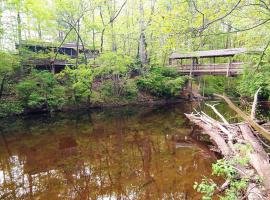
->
[18,41,99,73]
[168,48,257,76]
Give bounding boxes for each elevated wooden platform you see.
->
[171,62,244,76]
[168,48,257,77]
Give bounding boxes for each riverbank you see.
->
[0,66,190,117]
[0,93,195,118]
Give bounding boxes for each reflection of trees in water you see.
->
[0,103,215,199]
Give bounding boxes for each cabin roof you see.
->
[169,48,253,59]
[19,41,85,50]
[61,42,84,49]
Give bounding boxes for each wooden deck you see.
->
[171,62,244,76]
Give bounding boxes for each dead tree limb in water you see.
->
[214,93,270,142]
[185,97,270,199]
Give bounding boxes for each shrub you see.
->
[17,71,66,111]
[200,75,239,97]
[122,79,138,100]
[151,66,179,78]
[237,65,270,99]
[60,64,94,104]
[17,79,39,107]
[0,101,23,117]
[137,66,187,97]
[94,52,132,77]
[99,79,138,102]
[194,159,249,200]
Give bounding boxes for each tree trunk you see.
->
[99,6,106,53]
[75,20,80,68]
[17,11,22,47]
[138,0,148,67]
[0,75,7,100]
[38,21,42,39]
[111,23,117,52]
[139,32,148,66]
[92,9,96,50]
[111,0,117,52]
[100,28,105,53]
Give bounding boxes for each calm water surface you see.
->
[0,102,221,200]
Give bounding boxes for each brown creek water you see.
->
[0,101,242,200]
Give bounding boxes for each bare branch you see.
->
[191,0,205,29]
[109,0,127,23]
[200,0,242,31]
[193,19,270,38]
[255,40,270,71]
[205,103,229,125]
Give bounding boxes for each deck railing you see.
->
[170,62,244,76]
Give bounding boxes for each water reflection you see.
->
[0,102,216,199]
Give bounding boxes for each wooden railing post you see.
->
[213,57,216,74]
[169,58,172,65]
[226,57,232,77]
[190,58,195,76]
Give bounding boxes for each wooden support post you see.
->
[213,57,216,73]
[190,79,193,100]
[190,58,195,77]
[169,58,172,65]
[202,76,205,97]
[226,57,232,77]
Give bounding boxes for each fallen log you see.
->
[185,104,270,199]
[239,124,270,192]
[185,113,231,157]
[214,93,270,142]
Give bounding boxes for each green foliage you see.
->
[94,52,132,77]
[100,79,138,102]
[92,52,138,103]
[194,158,250,200]
[212,159,236,178]
[61,64,94,103]
[0,51,19,74]
[137,67,187,97]
[17,71,65,111]
[123,79,138,99]
[238,65,270,99]
[194,178,217,200]
[200,75,239,97]
[17,79,38,106]
[0,101,23,117]
[233,143,253,165]
[0,51,19,98]
[150,66,179,78]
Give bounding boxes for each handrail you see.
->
[170,62,244,75]
[175,62,243,70]
[178,62,243,67]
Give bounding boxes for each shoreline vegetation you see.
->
[0,58,190,117]
[2,0,270,199]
